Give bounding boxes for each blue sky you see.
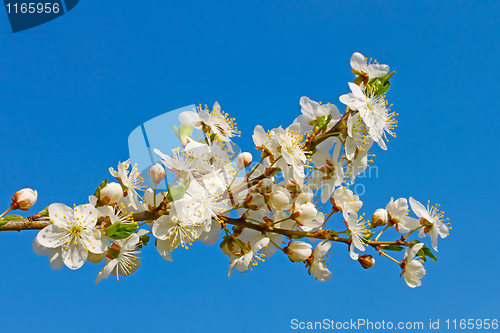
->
[0,1,498,332]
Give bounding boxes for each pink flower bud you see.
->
[371,208,389,227]
[11,188,37,211]
[358,254,375,269]
[149,163,166,187]
[286,241,312,262]
[98,182,123,206]
[236,152,252,170]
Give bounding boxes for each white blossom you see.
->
[36,203,109,270]
[402,243,426,288]
[409,197,449,251]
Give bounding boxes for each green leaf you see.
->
[179,123,193,138]
[416,248,427,262]
[0,215,23,222]
[0,215,25,226]
[167,179,191,202]
[179,124,193,146]
[380,244,404,251]
[368,71,395,96]
[103,221,121,237]
[422,244,438,262]
[94,179,108,198]
[107,223,138,240]
[312,114,332,133]
[376,81,390,96]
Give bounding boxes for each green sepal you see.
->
[173,125,179,138]
[201,133,216,145]
[207,133,216,144]
[363,231,376,240]
[94,179,108,198]
[380,244,404,251]
[368,71,395,96]
[166,179,191,202]
[139,234,150,248]
[0,215,24,226]
[107,244,121,259]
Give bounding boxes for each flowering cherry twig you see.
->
[1,52,451,287]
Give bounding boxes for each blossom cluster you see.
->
[1,52,451,287]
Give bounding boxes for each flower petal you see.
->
[156,237,179,261]
[199,220,221,246]
[36,224,67,249]
[350,52,366,72]
[49,248,64,270]
[311,261,332,282]
[62,241,88,270]
[313,240,331,259]
[48,203,72,227]
[96,259,118,285]
[81,228,109,254]
[409,197,431,220]
[32,237,51,256]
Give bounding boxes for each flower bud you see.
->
[269,185,292,211]
[358,254,375,269]
[371,208,388,227]
[98,182,123,206]
[149,163,166,187]
[236,152,252,171]
[294,202,318,225]
[286,241,312,262]
[11,188,37,211]
[220,237,241,257]
[243,193,266,210]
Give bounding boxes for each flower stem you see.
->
[153,186,157,208]
[403,225,424,240]
[0,207,13,219]
[269,239,285,252]
[379,250,402,265]
[247,156,265,180]
[374,225,389,241]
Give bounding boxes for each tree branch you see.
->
[0,212,413,249]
